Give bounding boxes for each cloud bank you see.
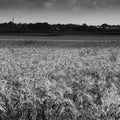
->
[0,0,120,10]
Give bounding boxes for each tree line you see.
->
[0,21,120,34]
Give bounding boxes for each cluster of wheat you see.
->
[0,46,120,120]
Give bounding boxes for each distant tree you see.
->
[81,23,88,30]
[28,22,50,31]
[101,23,109,29]
[82,23,88,27]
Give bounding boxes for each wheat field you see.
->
[0,37,120,119]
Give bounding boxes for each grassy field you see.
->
[0,36,120,120]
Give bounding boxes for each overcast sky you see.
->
[0,0,120,25]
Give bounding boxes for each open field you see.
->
[0,35,120,120]
[0,35,120,48]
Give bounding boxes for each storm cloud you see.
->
[0,0,120,10]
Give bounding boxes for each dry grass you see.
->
[0,45,120,120]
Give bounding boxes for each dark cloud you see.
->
[0,0,120,10]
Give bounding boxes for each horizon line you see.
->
[0,21,120,26]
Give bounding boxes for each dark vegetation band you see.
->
[0,22,120,35]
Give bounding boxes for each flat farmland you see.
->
[0,35,120,120]
[0,35,120,47]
